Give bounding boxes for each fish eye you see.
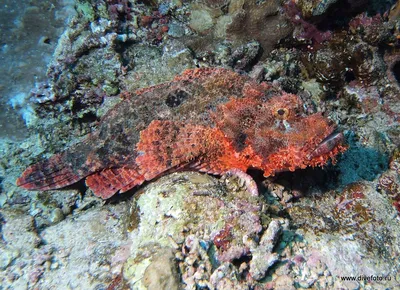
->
[275,108,289,119]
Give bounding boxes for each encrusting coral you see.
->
[17,68,346,199]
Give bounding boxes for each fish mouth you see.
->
[308,131,345,160]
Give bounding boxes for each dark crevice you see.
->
[115,40,135,67]
[165,90,190,108]
[344,70,356,83]
[232,254,252,269]
[392,61,400,85]
[311,0,396,32]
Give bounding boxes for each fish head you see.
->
[216,92,347,176]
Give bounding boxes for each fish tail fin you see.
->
[16,153,84,191]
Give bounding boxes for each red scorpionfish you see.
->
[17,68,347,199]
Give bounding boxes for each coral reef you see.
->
[378,148,400,215]
[183,0,293,61]
[122,171,274,289]
[225,0,293,58]
[1,0,400,289]
[287,178,400,289]
[113,171,400,288]
[284,0,332,44]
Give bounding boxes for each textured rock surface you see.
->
[0,202,129,289]
[2,169,400,289]
[142,248,180,290]
[122,171,273,289]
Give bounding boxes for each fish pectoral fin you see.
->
[16,153,82,191]
[135,120,210,181]
[85,167,145,199]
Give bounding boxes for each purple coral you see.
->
[107,0,132,21]
[284,1,332,44]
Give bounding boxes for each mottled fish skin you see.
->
[17,68,346,199]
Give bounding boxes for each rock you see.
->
[0,246,20,270]
[275,274,295,290]
[49,208,64,224]
[142,248,180,290]
[287,179,400,289]
[123,171,264,289]
[1,210,41,250]
[228,41,261,71]
[189,7,214,34]
[168,23,186,38]
[120,41,194,92]
[249,220,284,280]
[30,190,80,228]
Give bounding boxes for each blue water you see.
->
[0,0,74,140]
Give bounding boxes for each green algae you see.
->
[75,1,96,22]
